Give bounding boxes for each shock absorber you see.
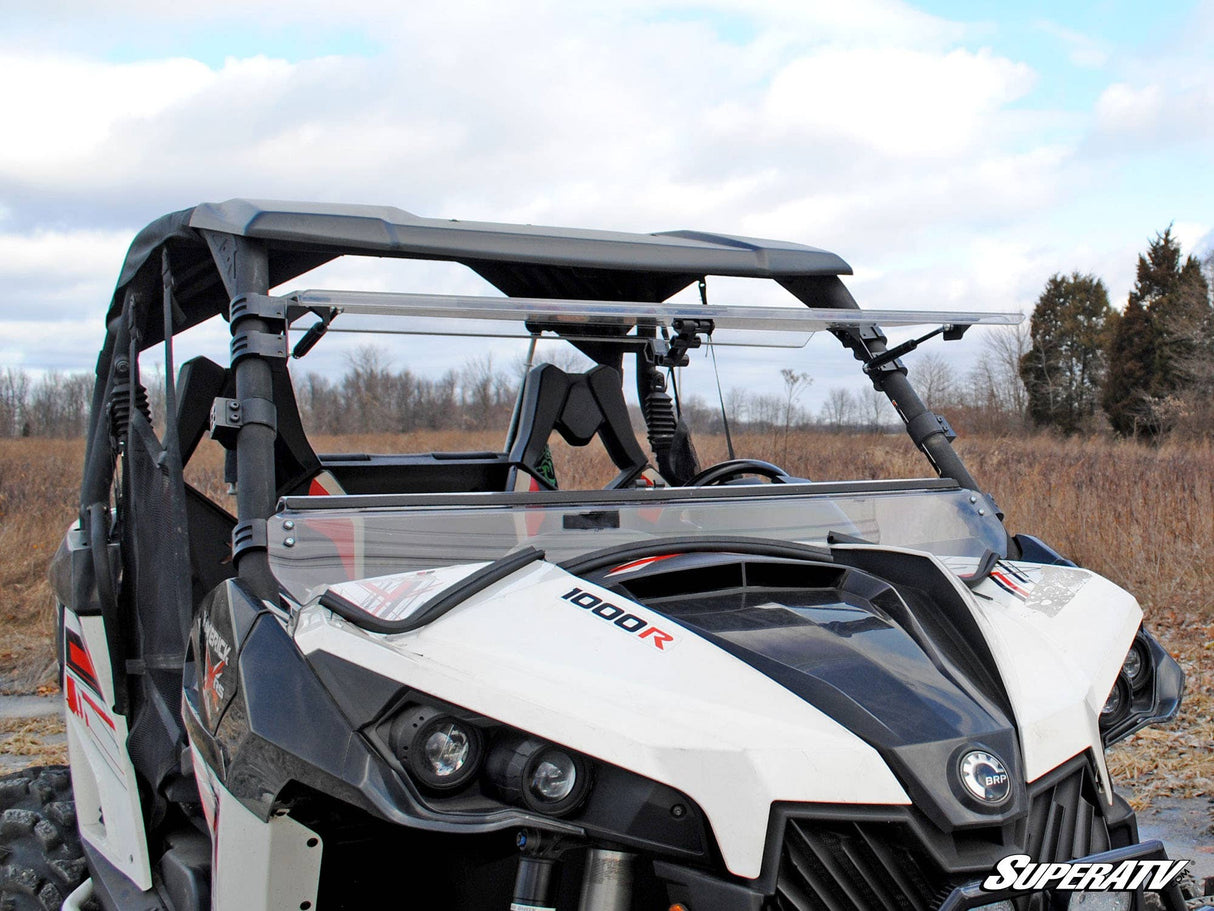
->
[107,355,151,446]
[641,378,678,465]
[577,849,634,911]
[510,830,568,911]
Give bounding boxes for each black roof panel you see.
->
[107,199,852,346]
[185,199,851,276]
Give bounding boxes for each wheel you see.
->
[0,766,88,911]
[685,459,790,487]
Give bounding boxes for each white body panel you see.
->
[205,771,323,911]
[61,612,154,890]
[295,548,1144,879]
[295,561,912,878]
[968,559,1141,793]
[837,545,1140,790]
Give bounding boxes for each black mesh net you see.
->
[121,409,195,823]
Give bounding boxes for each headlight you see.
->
[370,692,708,859]
[485,734,592,816]
[1122,635,1151,691]
[389,706,483,791]
[528,748,581,804]
[1098,625,1184,747]
[1099,675,1132,732]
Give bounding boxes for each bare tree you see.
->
[460,354,514,430]
[779,369,812,459]
[911,352,956,411]
[819,387,856,432]
[724,386,749,426]
[960,325,1030,433]
[985,324,1030,418]
[0,368,30,437]
[142,365,167,432]
[344,345,396,433]
[858,385,890,433]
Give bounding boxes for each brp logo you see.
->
[959,750,1011,804]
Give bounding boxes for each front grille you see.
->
[1025,761,1111,861]
[774,759,1111,911]
[775,820,946,911]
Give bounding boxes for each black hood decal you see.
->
[602,551,1027,830]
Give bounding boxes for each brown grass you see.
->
[0,438,84,692]
[2,431,1211,802]
[0,714,68,766]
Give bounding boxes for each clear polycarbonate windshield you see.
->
[284,289,1022,350]
[268,484,1007,604]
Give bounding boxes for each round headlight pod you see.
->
[391,707,483,791]
[522,747,589,815]
[1123,638,1151,690]
[1099,675,1132,731]
[421,722,474,776]
[485,734,593,817]
[529,751,578,802]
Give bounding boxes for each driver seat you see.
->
[504,364,650,491]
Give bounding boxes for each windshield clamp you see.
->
[655,318,713,368]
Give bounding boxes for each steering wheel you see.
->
[685,459,791,487]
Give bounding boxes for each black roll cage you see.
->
[81,199,1005,611]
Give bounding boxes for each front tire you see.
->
[0,766,87,911]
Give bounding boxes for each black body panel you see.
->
[762,755,1130,910]
[185,581,714,866]
[318,452,512,494]
[602,549,1026,831]
[108,199,851,350]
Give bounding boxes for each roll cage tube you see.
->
[201,232,280,602]
[777,276,1005,521]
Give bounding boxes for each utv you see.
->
[11,199,1193,910]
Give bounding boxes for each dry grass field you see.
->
[1,430,1211,806]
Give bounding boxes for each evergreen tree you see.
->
[1133,226,1211,395]
[1102,227,1213,436]
[1020,272,1113,433]
[1102,299,1156,436]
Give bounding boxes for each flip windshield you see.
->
[268,483,1007,603]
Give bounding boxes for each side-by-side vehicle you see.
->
[2,200,1194,911]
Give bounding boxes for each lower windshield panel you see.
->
[269,486,1008,603]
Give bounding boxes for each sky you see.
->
[1,0,1211,411]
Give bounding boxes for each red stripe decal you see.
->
[81,691,116,730]
[607,554,676,576]
[65,676,80,717]
[67,641,96,679]
[990,571,1030,600]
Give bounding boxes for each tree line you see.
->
[7,231,1207,443]
[0,329,1032,441]
[1019,227,1213,437]
[0,368,93,438]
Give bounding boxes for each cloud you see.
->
[1088,9,1214,152]
[760,47,1034,157]
[0,54,215,180]
[1033,20,1110,69]
[1105,77,1214,139]
[1171,221,1213,258]
[0,228,132,321]
[0,0,1207,407]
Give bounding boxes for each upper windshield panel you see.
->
[268,484,1007,603]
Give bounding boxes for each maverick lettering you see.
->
[203,617,232,664]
